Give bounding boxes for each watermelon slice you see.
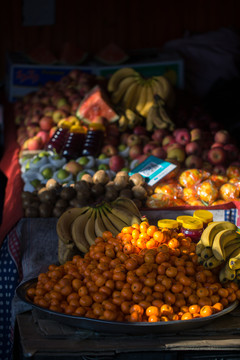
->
[76,85,119,123]
[60,42,88,65]
[26,44,58,64]
[95,43,129,65]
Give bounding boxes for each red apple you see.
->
[26,136,43,151]
[136,154,149,164]
[214,130,231,144]
[109,155,125,172]
[175,128,191,145]
[151,147,167,159]
[167,145,186,163]
[129,144,143,160]
[133,125,149,136]
[39,116,54,131]
[36,130,50,145]
[49,126,58,138]
[207,147,227,165]
[101,144,118,157]
[185,141,202,156]
[143,142,158,155]
[120,133,130,146]
[185,155,203,169]
[211,142,224,149]
[162,135,176,149]
[151,129,168,143]
[126,134,141,147]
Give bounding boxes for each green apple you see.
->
[32,156,41,164]
[78,156,89,166]
[98,163,109,170]
[98,153,107,160]
[57,169,70,180]
[38,151,49,158]
[41,167,54,179]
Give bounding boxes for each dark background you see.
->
[1,0,240,82]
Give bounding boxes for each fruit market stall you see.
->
[1,60,240,360]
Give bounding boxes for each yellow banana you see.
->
[200,247,213,260]
[125,109,142,129]
[200,221,238,248]
[229,257,240,270]
[118,114,129,132]
[71,207,93,253]
[111,75,138,105]
[58,238,79,265]
[107,67,138,92]
[212,229,240,260]
[94,207,107,238]
[204,255,223,269]
[135,82,149,114]
[111,197,142,220]
[223,262,236,281]
[103,205,129,233]
[56,206,90,244]
[139,82,155,118]
[218,267,228,284]
[195,241,205,256]
[100,206,120,237]
[224,241,240,259]
[121,79,140,110]
[153,75,173,102]
[84,208,97,246]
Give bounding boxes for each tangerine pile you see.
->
[27,221,240,323]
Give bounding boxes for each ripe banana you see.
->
[229,257,240,270]
[111,197,142,220]
[103,204,129,233]
[121,80,140,110]
[136,82,149,114]
[111,75,139,105]
[204,255,223,269]
[223,262,236,281]
[58,238,80,265]
[118,114,129,132]
[218,266,228,284]
[224,240,240,259]
[56,206,90,244]
[153,75,173,103]
[195,241,205,256]
[125,109,142,129]
[94,206,107,237]
[71,207,93,253]
[146,93,175,131]
[100,206,120,237]
[200,221,238,248]
[84,208,97,246]
[212,229,240,260]
[200,247,213,260]
[107,67,138,92]
[139,82,155,118]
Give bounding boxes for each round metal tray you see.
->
[16,277,239,335]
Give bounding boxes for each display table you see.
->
[13,307,240,360]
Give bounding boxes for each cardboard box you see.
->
[6,52,95,102]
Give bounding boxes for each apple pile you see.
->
[14,70,100,151]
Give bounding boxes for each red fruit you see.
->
[36,130,50,145]
[26,136,43,151]
[109,155,125,172]
[174,128,191,146]
[214,130,230,144]
[39,116,54,131]
[207,147,227,165]
[129,144,143,160]
[185,141,201,156]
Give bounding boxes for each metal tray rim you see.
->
[16,277,240,334]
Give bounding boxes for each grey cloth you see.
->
[11,217,58,328]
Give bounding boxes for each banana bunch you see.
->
[56,197,142,263]
[118,108,143,131]
[146,94,175,132]
[107,67,175,117]
[196,220,240,283]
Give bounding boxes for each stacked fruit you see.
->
[56,197,142,263]
[107,67,175,131]
[196,221,240,282]
[26,218,240,323]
